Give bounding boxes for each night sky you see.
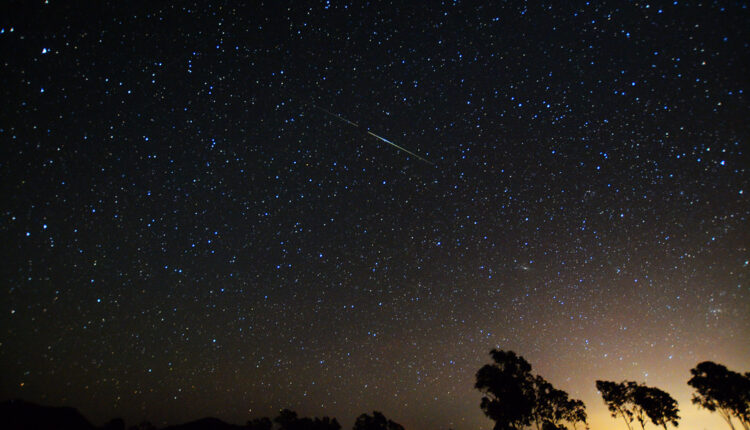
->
[1,1,748,429]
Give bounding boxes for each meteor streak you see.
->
[366,131,434,165]
[314,105,359,127]
[313,105,433,165]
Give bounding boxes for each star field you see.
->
[1,1,748,429]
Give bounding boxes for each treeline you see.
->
[0,401,405,430]
[241,409,403,430]
[475,349,750,430]
[3,350,748,430]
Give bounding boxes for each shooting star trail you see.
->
[313,105,434,165]
[313,105,359,127]
[366,131,434,165]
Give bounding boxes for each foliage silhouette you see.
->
[561,398,588,430]
[635,386,680,429]
[0,400,346,430]
[596,380,635,429]
[275,410,300,430]
[352,411,405,430]
[475,349,587,430]
[246,417,272,430]
[596,381,679,430]
[688,361,750,430]
[532,376,588,430]
[475,349,535,429]
[274,409,341,430]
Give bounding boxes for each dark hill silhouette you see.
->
[0,400,392,430]
[161,417,246,430]
[0,399,98,430]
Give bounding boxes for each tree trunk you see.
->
[616,406,633,430]
[720,410,736,430]
[739,417,749,430]
[635,411,646,430]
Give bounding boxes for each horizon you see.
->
[5,352,746,429]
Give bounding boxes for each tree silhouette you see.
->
[596,381,635,430]
[273,409,341,430]
[246,417,272,430]
[352,411,404,430]
[560,398,588,430]
[310,417,341,430]
[476,349,587,430]
[552,395,587,429]
[688,361,750,430]
[636,386,680,429]
[596,381,680,430]
[275,409,300,430]
[629,383,651,430]
[475,349,536,429]
[533,376,588,430]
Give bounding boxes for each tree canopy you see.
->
[273,409,341,430]
[596,380,679,430]
[352,411,404,430]
[637,386,680,429]
[596,380,635,430]
[688,361,750,430]
[475,349,588,430]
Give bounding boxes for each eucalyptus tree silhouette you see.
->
[636,386,680,429]
[352,411,404,430]
[475,350,536,429]
[246,417,272,430]
[688,361,750,430]
[596,380,635,430]
[475,349,588,430]
[532,376,588,430]
[596,380,679,429]
[273,409,341,430]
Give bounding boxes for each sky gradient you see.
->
[1,1,748,429]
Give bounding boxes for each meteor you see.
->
[313,105,434,165]
[365,131,434,165]
[313,105,359,128]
